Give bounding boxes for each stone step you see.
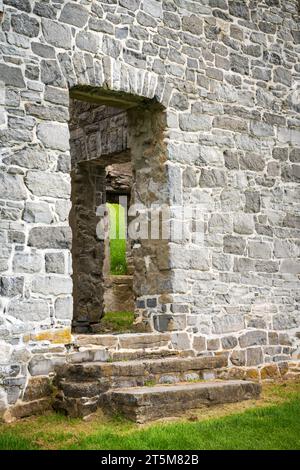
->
[103,380,261,423]
[56,355,228,389]
[53,390,99,419]
[74,332,171,350]
[110,348,186,362]
[67,347,184,364]
[59,380,102,398]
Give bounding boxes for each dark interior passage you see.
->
[69,98,134,333]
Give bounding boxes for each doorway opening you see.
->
[69,87,169,335]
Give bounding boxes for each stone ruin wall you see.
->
[0,0,299,418]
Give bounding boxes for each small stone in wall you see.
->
[0,276,24,297]
[246,347,263,367]
[28,226,72,250]
[239,330,267,348]
[193,335,206,352]
[23,377,53,402]
[260,364,281,381]
[207,338,220,351]
[221,336,238,350]
[28,355,54,377]
[55,297,73,321]
[7,299,49,322]
[23,202,53,224]
[45,253,65,274]
[230,350,246,367]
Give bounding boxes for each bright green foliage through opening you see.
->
[107,203,127,275]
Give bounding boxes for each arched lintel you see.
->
[70,86,164,111]
[67,55,170,109]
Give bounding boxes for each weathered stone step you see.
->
[74,332,171,350]
[56,355,228,389]
[59,380,102,398]
[110,348,186,361]
[103,380,261,423]
[53,390,98,418]
[67,347,184,364]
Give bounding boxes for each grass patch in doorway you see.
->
[98,311,135,333]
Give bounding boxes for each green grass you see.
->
[1,382,300,450]
[0,433,39,450]
[67,399,300,450]
[107,203,127,275]
[98,311,135,333]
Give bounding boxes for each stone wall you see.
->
[69,100,128,165]
[71,161,106,330]
[0,0,300,418]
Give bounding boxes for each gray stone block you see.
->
[41,59,65,87]
[31,276,72,296]
[42,18,72,49]
[23,202,53,224]
[179,113,212,132]
[229,1,250,20]
[240,153,265,172]
[182,15,203,35]
[224,235,246,255]
[33,2,56,18]
[45,253,65,274]
[0,64,25,88]
[28,356,54,377]
[4,0,30,12]
[230,350,246,366]
[143,0,162,18]
[25,171,70,199]
[37,122,70,151]
[3,146,54,171]
[246,347,263,366]
[7,299,49,322]
[31,42,55,59]
[245,191,261,213]
[193,335,206,352]
[213,315,245,334]
[104,380,261,423]
[233,214,254,235]
[0,173,27,201]
[290,149,300,163]
[153,314,187,332]
[239,330,267,348]
[199,169,227,188]
[28,226,72,250]
[55,296,73,320]
[221,335,238,350]
[76,31,99,54]
[60,3,89,28]
[248,241,272,260]
[11,13,39,38]
[0,277,24,297]
[13,253,43,274]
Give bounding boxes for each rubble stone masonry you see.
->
[0,0,299,418]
